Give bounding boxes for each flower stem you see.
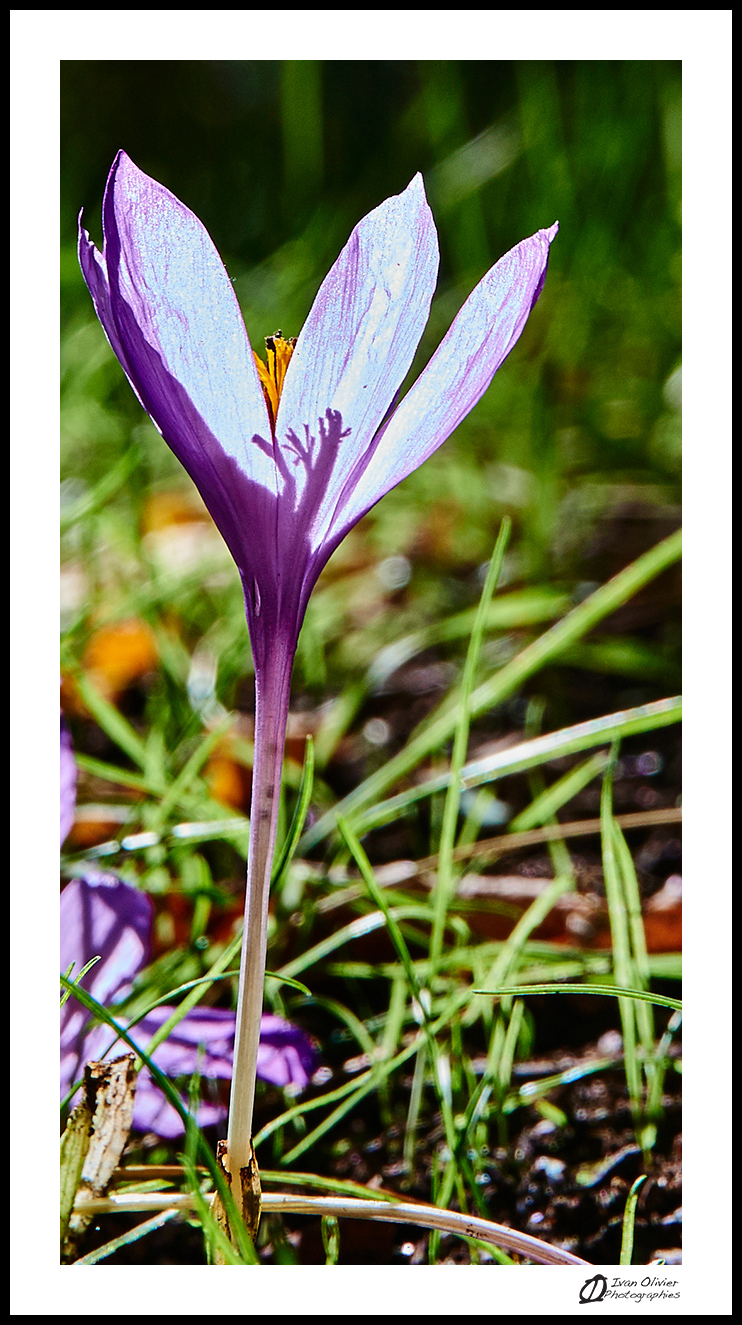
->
[226,650,293,1198]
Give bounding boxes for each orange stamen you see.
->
[253,331,296,431]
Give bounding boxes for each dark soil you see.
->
[76,1008,681,1266]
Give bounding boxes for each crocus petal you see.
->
[130,1068,227,1138]
[122,1013,317,1137]
[132,1005,236,1079]
[60,874,152,1015]
[275,174,439,551]
[60,873,152,1099]
[60,714,77,845]
[326,223,558,544]
[78,152,280,584]
[255,1013,318,1091]
[60,874,319,1132]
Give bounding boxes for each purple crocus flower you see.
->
[78,150,557,1186]
[61,873,317,1138]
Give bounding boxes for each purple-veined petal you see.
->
[60,714,77,845]
[133,1005,236,1079]
[60,874,152,1098]
[60,875,319,1131]
[60,874,152,1015]
[130,1068,227,1138]
[275,174,439,551]
[326,223,558,545]
[78,153,282,590]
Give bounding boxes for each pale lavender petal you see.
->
[255,1013,318,1090]
[124,1013,317,1137]
[86,151,272,479]
[132,1005,236,1079]
[78,153,282,593]
[275,174,439,551]
[60,874,152,1017]
[60,874,152,1099]
[326,223,559,544]
[60,714,77,845]
[131,1068,226,1138]
[60,872,319,1131]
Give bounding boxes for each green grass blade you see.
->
[302,529,682,848]
[72,1209,181,1264]
[262,986,474,1160]
[73,671,151,771]
[350,697,681,835]
[509,750,610,832]
[58,974,258,1262]
[601,749,642,1112]
[476,877,574,1013]
[271,735,314,888]
[69,753,153,795]
[276,904,435,981]
[337,817,423,1001]
[471,983,681,1011]
[431,518,510,966]
[60,955,101,1008]
[141,930,244,1061]
[367,587,570,689]
[322,1214,340,1265]
[620,1175,648,1265]
[150,714,234,828]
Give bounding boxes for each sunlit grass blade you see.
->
[149,713,234,829]
[367,585,568,688]
[349,697,681,836]
[60,955,100,1008]
[276,904,435,982]
[506,1054,619,1112]
[471,983,681,1011]
[508,749,610,832]
[271,735,314,888]
[260,1170,401,1202]
[302,529,682,848]
[620,1175,648,1265]
[431,517,510,967]
[72,670,151,771]
[71,1208,181,1264]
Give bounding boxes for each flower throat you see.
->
[253,332,296,432]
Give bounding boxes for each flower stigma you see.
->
[253,331,297,432]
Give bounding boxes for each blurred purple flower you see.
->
[60,714,77,845]
[61,873,317,1138]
